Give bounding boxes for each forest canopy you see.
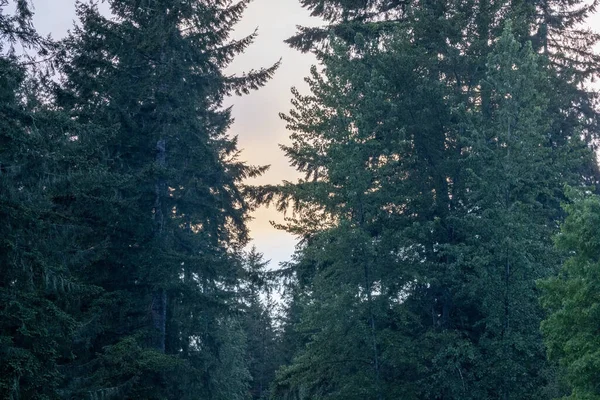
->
[1,0,600,399]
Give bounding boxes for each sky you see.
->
[28,0,600,269]
[29,0,321,269]
[222,1,320,268]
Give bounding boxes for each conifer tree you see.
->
[272,30,457,399]
[271,10,596,400]
[53,1,278,397]
[287,0,600,175]
[239,248,281,400]
[427,25,591,399]
[0,2,95,397]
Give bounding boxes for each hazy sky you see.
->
[30,0,320,268]
[29,1,599,269]
[222,0,320,268]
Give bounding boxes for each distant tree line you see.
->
[1,0,600,399]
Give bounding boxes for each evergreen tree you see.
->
[239,248,281,400]
[272,30,457,399]
[287,0,600,179]
[271,14,596,400]
[540,189,600,400]
[0,2,93,397]
[423,25,590,399]
[52,0,278,398]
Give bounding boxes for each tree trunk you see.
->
[152,138,167,352]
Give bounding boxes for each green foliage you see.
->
[1,0,599,398]
[2,0,280,398]
[540,189,600,399]
[50,0,278,397]
[272,5,596,398]
[0,4,92,397]
[240,248,281,400]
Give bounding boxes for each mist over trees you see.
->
[1,0,600,399]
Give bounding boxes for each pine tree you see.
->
[270,13,596,400]
[239,248,281,400]
[53,0,278,398]
[0,2,96,397]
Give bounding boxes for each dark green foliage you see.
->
[0,0,287,397]
[50,1,278,398]
[1,0,279,398]
[271,0,598,396]
[239,248,281,400]
[0,3,89,397]
[0,0,51,52]
[1,0,600,398]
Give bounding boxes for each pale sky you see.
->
[223,0,319,268]
[28,1,600,269]
[30,0,319,268]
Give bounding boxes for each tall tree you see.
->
[271,12,596,400]
[435,25,590,399]
[287,0,600,178]
[53,0,278,398]
[272,29,459,399]
[0,2,91,398]
[239,248,281,400]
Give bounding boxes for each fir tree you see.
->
[0,2,95,397]
[271,14,596,400]
[239,248,281,400]
[53,0,278,398]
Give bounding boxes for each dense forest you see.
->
[1,0,600,399]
